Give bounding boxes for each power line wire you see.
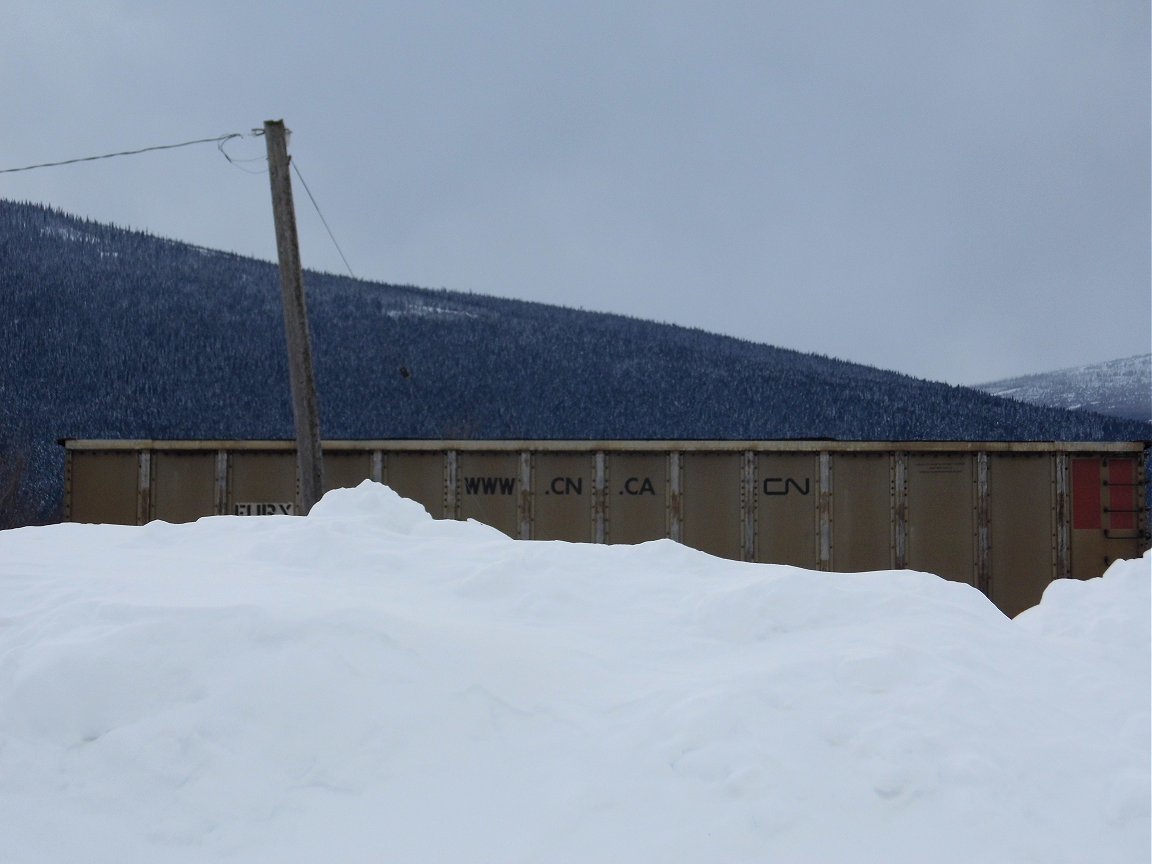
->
[217,136,268,174]
[291,158,355,279]
[0,133,245,175]
[3,128,357,282]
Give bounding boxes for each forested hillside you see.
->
[2,200,1148,525]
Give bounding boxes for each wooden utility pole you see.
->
[264,119,324,515]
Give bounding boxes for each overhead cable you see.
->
[0,133,246,175]
[3,128,358,282]
[291,158,355,279]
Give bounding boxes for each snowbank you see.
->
[0,482,1147,863]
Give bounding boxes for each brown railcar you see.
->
[64,439,1149,616]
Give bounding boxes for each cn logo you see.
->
[762,477,810,496]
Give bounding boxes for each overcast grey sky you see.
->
[4,1,1148,384]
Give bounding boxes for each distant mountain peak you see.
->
[976,355,1151,423]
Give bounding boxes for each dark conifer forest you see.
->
[1,200,1148,526]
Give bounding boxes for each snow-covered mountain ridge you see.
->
[977,354,1151,423]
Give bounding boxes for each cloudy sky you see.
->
[4,1,1148,384]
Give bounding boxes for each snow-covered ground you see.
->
[0,482,1148,863]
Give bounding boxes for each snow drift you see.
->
[0,482,1147,863]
